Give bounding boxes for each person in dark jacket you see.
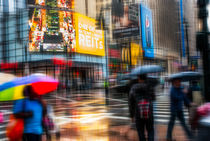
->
[129,74,155,141]
[166,78,193,141]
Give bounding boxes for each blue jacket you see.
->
[170,86,190,112]
[13,99,43,135]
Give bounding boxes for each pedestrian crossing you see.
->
[153,99,189,124]
[0,92,190,141]
[0,109,11,141]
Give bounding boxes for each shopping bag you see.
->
[0,112,3,123]
[43,116,54,131]
[6,114,24,141]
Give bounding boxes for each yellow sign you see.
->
[122,47,130,63]
[74,13,105,56]
[131,43,143,66]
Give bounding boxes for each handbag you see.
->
[42,105,54,131]
[43,116,54,130]
[6,114,24,141]
[6,100,26,141]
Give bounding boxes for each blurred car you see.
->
[93,80,104,89]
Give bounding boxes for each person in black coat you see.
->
[129,74,155,141]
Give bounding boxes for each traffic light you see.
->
[96,7,106,30]
[96,15,105,30]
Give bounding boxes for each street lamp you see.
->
[183,19,190,65]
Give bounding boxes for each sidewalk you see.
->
[52,123,188,141]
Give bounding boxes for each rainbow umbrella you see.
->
[0,73,16,85]
[0,73,59,101]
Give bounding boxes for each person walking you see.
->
[129,74,155,141]
[166,78,193,141]
[13,85,46,141]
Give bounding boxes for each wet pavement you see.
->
[43,89,189,141]
[0,89,189,141]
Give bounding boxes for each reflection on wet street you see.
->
[0,89,190,141]
[47,90,134,141]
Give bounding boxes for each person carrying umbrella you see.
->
[129,74,155,141]
[0,74,59,141]
[166,78,194,141]
[128,65,163,141]
[13,85,46,141]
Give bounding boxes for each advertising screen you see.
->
[74,13,105,56]
[112,4,140,39]
[131,43,143,66]
[140,4,154,58]
[28,0,75,52]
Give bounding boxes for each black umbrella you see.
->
[169,71,202,81]
[131,65,163,76]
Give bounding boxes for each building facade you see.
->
[0,0,28,75]
[103,0,182,75]
[0,0,106,90]
[182,0,200,71]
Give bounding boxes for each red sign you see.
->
[108,49,121,59]
[0,62,18,69]
[52,58,73,67]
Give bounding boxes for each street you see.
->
[0,88,189,141]
[0,0,208,140]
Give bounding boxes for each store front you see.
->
[27,58,104,91]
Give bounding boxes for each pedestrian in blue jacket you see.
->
[166,78,193,141]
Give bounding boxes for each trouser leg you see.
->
[146,118,154,141]
[136,120,146,141]
[177,111,193,139]
[166,112,176,140]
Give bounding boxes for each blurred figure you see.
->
[193,103,210,141]
[166,79,193,141]
[44,104,60,141]
[188,81,203,106]
[160,77,165,90]
[104,80,109,95]
[13,85,46,141]
[129,74,155,141]
[187,81,203,131]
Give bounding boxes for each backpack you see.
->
[135,85,153,119]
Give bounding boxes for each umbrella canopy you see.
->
[118,73,138,81]
[0,73,59,101]
[131,65,163,76]
[169,71,202,81]
[0,73,16,85]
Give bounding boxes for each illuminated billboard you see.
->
[74,13,105,56]
[112,4,140,39]
[131,43,143,66]
[140,4,154,58]
[28,0,75,52]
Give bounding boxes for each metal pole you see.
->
[185,24,190,65]
[104,29,109,95]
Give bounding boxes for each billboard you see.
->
[140,4,154,58]
[28,0,75,52]
[112,4,140,39]
[131,43,143,66]
[74,13,105,56]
